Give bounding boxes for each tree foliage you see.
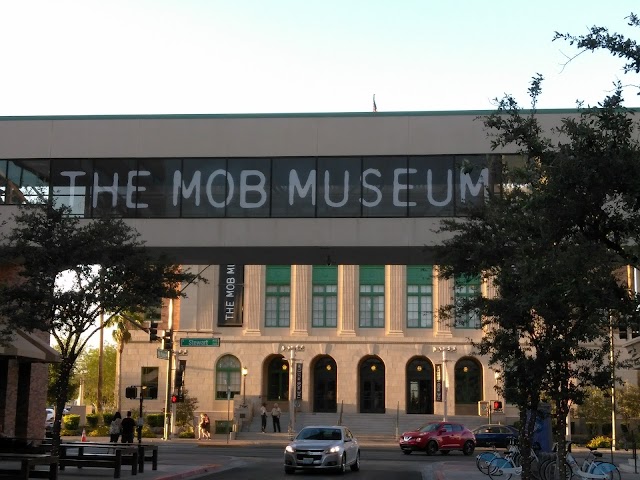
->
[0,203,202,453]
[438,15,640,480]
[72,345,118,412]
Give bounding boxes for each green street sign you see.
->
[179,337,220,347]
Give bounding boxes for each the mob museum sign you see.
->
[47,155,493,218]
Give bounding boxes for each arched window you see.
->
[216,355,241,399]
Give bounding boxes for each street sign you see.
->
[157,348,170,360]
[179,338,220,347]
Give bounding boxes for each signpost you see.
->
[179,338,220,347]
[157,348,170,360]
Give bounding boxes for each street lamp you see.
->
[241,366,248,407]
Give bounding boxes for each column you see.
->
[290,265,311,336]
[338,265,357,336]
[243,265,265,336]
[385,265,405,336]
[433,265,453,337]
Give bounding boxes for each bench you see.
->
[59,442,157,473]
[59,444,138,478]
[0,453,59,480]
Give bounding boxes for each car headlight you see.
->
[285,445,295,453]
[325,445,341,454]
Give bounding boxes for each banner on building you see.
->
[218,265,244,326]
[295,363,303,400]
[435,364,442,402]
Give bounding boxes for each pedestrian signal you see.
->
[492,400,503,412]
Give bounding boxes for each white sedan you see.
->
[284,425,361,474]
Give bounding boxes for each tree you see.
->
[575,387,612,437]
[438,75,640,479]
[0,203,202,453]
[175,389,199,431]
[72,345,118,412]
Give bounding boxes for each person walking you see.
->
[201,413,211,439]
[109,411,122,443]
[271,403,282,433]
[260,403,267,433]
[120,411,136,443]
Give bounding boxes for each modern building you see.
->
[0,111,635,433]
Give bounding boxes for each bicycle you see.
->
[476,441,522,475]
[566,451,621,480]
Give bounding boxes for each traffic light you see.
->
[149,321,159,342]
[171,392,184,403]
[125,386,138,399]
[492,400,503,412]
[175,360,186,389]
[162,330,173,351]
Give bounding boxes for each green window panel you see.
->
[407,266,433,328]
[359,266,385,328]
[265,266,291,327]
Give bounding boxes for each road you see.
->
[187,445,478,480]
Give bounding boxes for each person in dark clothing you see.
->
[120,411,136,443]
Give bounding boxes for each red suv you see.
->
[399,421,476,456]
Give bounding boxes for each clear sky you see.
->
[0,0,638,115]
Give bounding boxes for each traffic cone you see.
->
[81,428,87,442]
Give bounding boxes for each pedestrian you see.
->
[200,413,211,440]
[109,411,122,443]
[271,403,282,432]
[120,411,136,443]
[260,403,267,433]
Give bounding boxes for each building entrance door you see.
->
[313,356,337,412]
[406,358,433,414]
[359,357,385,413]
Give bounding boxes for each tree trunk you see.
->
[52,358,74,457]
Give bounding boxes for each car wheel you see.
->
[462,441,475,456]
[402,450,412,455]
[440,450,450,455]
[284,466,295,474]
[350,451,360,471]
[426,441,438,456]
[338,454,347,474]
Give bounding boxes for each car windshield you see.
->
[418,423,440,433]
[296,428,342,441]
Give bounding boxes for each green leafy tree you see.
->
[175,390,198,430]
[438,71,640,480]
[0,203,202,454]
[575,387,612,437]
[72,345,118,412]
[617,384,640,436]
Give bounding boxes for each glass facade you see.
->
[2,155,499,218]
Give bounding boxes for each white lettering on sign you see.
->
[59,163,489,214]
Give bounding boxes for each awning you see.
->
[0,329,61,363]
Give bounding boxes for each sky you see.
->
[0,0,639,116]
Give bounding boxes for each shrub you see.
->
[103,413,114,425]
[146,413,164,428]
[60,429,76,436]
[85,414,100,428]
[179,430,195,438]
[141,425,156,438]
[63,414,80,430]
[89,426,109,437]
[587,436,612,448]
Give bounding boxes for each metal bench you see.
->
[0,453,59,480]
[58,444,138,478]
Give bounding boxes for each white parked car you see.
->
[284,425,360,474]
[45,408,54,429]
